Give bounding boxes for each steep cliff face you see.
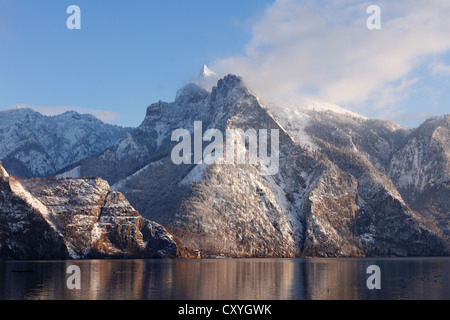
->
[0,163,190,260]
[389,116,450,238]
[62,75,448,257]
[0,163,69,260]
[313,140,446,257]
[302,165,362,257]
[22,177,188,259]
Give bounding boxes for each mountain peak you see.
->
[199,65,217,78]
[213,74,246,95]
[175,82,209,106]
[219,74,242,86]
[1,107,38,116]
[196,65,219,91]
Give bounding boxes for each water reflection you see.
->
[0,258,448,300]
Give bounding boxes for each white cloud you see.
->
[431,62,450,76]
[369,77,420,110]
[3,104,118,122]
[211,0,450,118]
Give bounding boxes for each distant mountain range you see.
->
[0,71,448,259]
[0,108,131,178]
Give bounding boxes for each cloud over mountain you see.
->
[212,0,450,122]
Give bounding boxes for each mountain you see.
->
[62,74,449,257]
[389,115,450,238]
[0,162,68,260]
[271,107,449,244]
[0,162,190,260]
[196,64,219,90]
[0,108,132,178]
[199,64,217,78]
[272,108,447,256]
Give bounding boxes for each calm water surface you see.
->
[0,258,448,300]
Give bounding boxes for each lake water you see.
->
[0,258,448,300]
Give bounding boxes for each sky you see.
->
[1,0,449,128]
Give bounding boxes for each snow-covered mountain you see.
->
[196,64,219,90]
[61,74,449,257]
[389,115,450,237]
[0,162,190,260]
[0,108,131,178]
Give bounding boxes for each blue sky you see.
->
[1,0,449,128]
[0,0,272,126]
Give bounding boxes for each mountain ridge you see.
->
[2,74,448,258]
[0,108,132,179]
[57,74,448,257]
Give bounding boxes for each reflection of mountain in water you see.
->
[0,258,447,300]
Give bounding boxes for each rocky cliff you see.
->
[0,162,190,260]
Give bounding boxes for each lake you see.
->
[0,258,448,300]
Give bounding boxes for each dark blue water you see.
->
[0,258,448,300]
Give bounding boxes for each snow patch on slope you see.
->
[115,133,138,161]
[261,173,304,246]
[10,178,53,221]
[196,65,219,91]
[111,160,163,191]
[0,164,9,180]
[8,177,80,258]
[180,162,209,186]
[57,166,81,178]
[268,105,318,149]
